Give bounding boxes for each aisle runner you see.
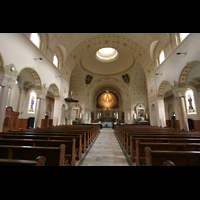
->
[78,128,132,166]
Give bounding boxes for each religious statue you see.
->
[188,94,194,110]
[30,96,35,111]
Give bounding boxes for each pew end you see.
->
[163,160,175,166]
[144,146,152,166]
[34,156,46,166]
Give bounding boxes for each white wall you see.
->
[155,33,200,90]
[0,33,66,126]
[0,33,62,89]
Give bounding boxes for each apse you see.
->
[96,91,119,109]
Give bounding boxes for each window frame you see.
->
[158,49,165,66]
[30,33,41,49]
[53,54,59,68]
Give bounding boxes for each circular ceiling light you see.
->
[96,47,119,62]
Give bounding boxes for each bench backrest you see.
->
[144,146,200,166]
[0,144,66,166]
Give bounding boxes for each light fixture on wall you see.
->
[55,75,62,78]
[176,52,187,56]
[155,73,163,76]
[34,58,43,61]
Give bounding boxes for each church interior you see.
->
[1,33,200,166]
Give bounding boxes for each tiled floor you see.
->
[79,128,131,166]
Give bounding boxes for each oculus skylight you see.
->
[96,47,119,62]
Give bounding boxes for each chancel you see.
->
[1,33,200,166]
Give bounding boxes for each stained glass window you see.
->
[53,54,59,67]
[28,91,37,114]
[30,33,40,48]
[159,49,165,65]
[179,33,189,42]
[185,89,197,115]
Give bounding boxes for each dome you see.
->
[96,47,118,62]
[82,49,134,75]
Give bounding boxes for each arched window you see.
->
[158,49,165,65]
[28,91,37,114]
[179,33,190,42]
[175,33,190,46]
[53,54,59,67]
[185,88,197,115]
[30,33,41,48]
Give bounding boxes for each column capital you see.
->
[0,73,17,89]
[35,89,47,99]
[172,87,187,98]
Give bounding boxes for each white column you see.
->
[34,97,44,128]
[53,97,62,126]
[0,73,17,131]
[0,85,9,131]
[173,88,189,130]
[34,90,47,128]
[17,89,26,117]
[157,97,166,127]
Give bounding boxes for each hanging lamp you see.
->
[64,91,79,102]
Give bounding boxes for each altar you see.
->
[102,122,112,128]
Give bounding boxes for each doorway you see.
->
[45,112,49,127]
[171,112,176,129]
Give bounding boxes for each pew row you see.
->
[0,134,83,160]
[130,137,200,162]
[144,146,200,166]
[136,140,200,166]
[0,156,46,166]
[0,144,66,166]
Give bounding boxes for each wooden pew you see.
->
[115,125,172,148]
[0,138,76,166]
[0,156,46,166]
[0,124,100,166]
[125,131,200,153]
[115,125,200,151]
[144,146,200,166]
[0,144,66,166]
[8,130,89,150]
[136,140,200,166]
[163,160,175,166]
[130,137,200,161]
[13,124,100,146]
[127,133,200,156]
[0,132,86,155]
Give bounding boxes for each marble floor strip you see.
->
[78,128,133,166]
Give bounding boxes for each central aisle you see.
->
[79,128,131,166]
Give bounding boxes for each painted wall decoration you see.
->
[96,91,119,108]
[185,89,197,115]
[85,75,93,85]
[135,103,145,118]
[122,74,130,84]
[28,91,37,114]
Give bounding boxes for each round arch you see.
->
[18,67,42,90]
[47,83,59,97]
[157,80,172,97]
[85,77,130,110]
[178,61,200,87]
